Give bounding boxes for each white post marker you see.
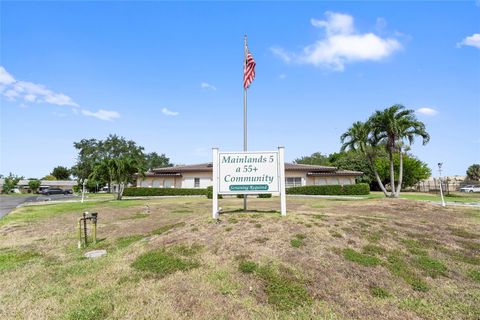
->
[81,180,86,204]
[212,148,219,219]
[278,146,287,216]
[438,162,446,207]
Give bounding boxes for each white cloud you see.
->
[0,66,121,121]
[278,74,287,80]
[200,82,217,90]
[3,89,20,100]
[81,109,120,121]
[457,33,480,49]
[270,47,292,63]
[271,12,402,71]
[161,107,179,116]
[0,66,15,85]
[416,107,438,116]
[0,67,78,107]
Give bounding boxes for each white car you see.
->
[460,185,480,193]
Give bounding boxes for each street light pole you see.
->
[438,163,446,207]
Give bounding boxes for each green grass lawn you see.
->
[368,191,480,203]
[1,196,479,319]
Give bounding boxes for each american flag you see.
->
[243,49,256,89]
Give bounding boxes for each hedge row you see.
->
[123,187,207,197]
[286,183,370,196]
[206,186,222,199]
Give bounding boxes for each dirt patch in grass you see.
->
[150,222,186,235]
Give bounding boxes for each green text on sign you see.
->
[229,185,269,191]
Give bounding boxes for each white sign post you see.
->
[212,146,286,219]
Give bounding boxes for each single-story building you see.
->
[137,163,362,189]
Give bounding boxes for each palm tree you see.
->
[368,105,430,197]
[340,121,389,196]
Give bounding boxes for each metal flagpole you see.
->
[243,34,248,211]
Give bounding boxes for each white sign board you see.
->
[218,151,279,194]
[212,147,287,218]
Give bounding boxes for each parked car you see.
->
[40,187,71,195]
[459,185,480,193]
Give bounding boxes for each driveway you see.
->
[0,194,79,218]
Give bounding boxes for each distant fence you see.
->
[415,179,478,193]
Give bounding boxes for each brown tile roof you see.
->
[141,172,182,177]
[284,163,337,171]
[307,170,363,177]
[150,162,362,176]
[152,163,213,173]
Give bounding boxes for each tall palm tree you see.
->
[368,105,430,197]
[340,121,389,196]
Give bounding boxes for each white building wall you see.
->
[137,171,358,189]
[182,172,213,188]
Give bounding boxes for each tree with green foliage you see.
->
[294,152,330,166]
[145,152,172,171]
[341,105,430,198]
[466,164,480,181]
[375,153,431,189]
[71,138,103,186]
[2,173,22,193]
[368,105,430,197]
[42,174,57,181]
[91,156,145,200]
[72,134,147,194]
[28,179,41,193]
[51,166,71,180]
[340,121,389,196]
[328,151,374,186]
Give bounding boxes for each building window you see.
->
[194,178,200,188]
[286,177,302,188]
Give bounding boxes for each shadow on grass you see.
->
[220,209,280,215]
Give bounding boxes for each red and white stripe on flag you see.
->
[243,50,256,89]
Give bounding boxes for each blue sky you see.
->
[1,1,479,178]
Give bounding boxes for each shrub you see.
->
[258,194,272,198]
[123,187,207,197]
[206,186,223,199]
[286,183,369,196]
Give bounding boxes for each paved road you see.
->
[0,194,79,218]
